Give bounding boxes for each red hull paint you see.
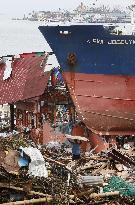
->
[63,72,135,135]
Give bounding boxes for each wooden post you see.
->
[0,182,51,197]
[90,191,120,199]
[0,197,53,205]
[53,106,56,127]
[16,109,19,127]
[25,112,28,127]
[10,104,14,131]
[22,111,26,126]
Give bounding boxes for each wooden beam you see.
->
[0,197,53,205]
[10,104,14,131]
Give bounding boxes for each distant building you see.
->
[22,2,131,23]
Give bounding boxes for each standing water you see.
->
[0,16,51,56]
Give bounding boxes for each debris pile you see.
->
[0,133,134,205]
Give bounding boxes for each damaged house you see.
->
[0,52,134,153]
[0,52,77,145]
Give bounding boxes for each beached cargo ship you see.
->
[39,23,135,137]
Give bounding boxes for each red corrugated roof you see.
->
[0,54,51,104]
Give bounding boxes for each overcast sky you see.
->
[0,0,133,17]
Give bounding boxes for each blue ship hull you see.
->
[39,25,135,75]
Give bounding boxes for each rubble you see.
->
[0,132,134,204]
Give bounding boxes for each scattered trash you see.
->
[2,150,20,173]
[104,176,135,197]
[0,132,134,204]
[19,147,48,178]
[78,175,104,186]
[65,134,89,141]
[46,141,61,149]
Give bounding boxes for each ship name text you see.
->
[87,38,135,45]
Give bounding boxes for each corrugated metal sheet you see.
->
[0,54,51,104]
